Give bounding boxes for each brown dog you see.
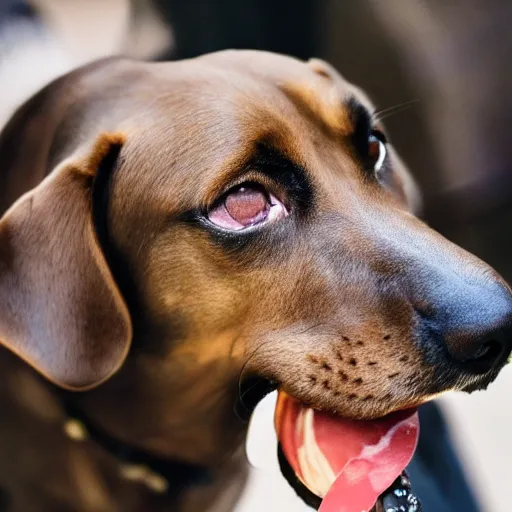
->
[0,50,511,511]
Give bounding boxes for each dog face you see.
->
[0,51,511,460]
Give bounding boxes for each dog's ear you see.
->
[0,133,132,391]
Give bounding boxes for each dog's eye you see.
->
[368,130,387,173]
[208,183,288,230]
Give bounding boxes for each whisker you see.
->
[237,339,274,404]
[373,99,419,123]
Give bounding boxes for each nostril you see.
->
[454,337,509,374]
[470,340,503,365]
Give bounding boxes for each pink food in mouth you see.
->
[275,391,420,512]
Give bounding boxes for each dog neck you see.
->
[60,399,213,495]
[63,348,250,469]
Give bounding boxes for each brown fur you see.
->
[0,50,511,511]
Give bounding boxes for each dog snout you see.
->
[369,209,512,383]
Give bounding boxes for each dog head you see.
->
[0,51,511,464]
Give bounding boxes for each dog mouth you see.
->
[238,378,422,511]
[275,392,421,511]
[278,444,421,512]
[274,391,420,512]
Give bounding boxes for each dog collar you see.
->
[62,403,212,495]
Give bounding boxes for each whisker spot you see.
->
[338,371,349,382]
[321,362,332,372]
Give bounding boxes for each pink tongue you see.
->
[275,392,419,512]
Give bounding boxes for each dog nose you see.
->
[439,281,512,374]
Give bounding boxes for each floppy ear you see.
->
[0,133,132,390]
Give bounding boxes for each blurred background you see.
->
[1,0,511,510]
